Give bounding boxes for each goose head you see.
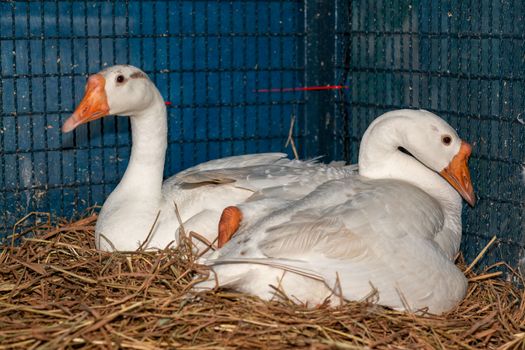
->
[359,109,476,206]
[62,65,161,133]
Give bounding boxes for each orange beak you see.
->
[62,74,110,133]
[439,141,476,206]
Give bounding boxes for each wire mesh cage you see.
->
[1,0,306,230]
[1,0,524,273]
[333,0,525,273]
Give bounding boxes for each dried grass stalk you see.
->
[0,214,524,349]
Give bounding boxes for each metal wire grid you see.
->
[334,0,525,270]
[0,0,306,234]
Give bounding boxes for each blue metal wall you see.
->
[1,0,307,232]
[333,0,525,272]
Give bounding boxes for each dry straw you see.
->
[1,212,524,349]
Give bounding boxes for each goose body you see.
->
[62,65,356,251]
[195,109,476,314]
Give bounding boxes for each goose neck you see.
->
[116,93,167,198]
[358,116,463,256]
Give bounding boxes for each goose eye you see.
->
[116,75,126,84]
[441,135,452,146]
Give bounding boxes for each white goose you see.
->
[62,65,356,252]
[194,109,476,315]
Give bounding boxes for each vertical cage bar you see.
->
[0,6,4,231]
[304,0,337,160]
[11,2,21,226]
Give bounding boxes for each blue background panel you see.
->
[334,0,525,273]
[1,0,306,232]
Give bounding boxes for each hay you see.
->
[1,214,524,350]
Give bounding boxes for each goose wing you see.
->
[208,178,464,312]
[168,153,356,200]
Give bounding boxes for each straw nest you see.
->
[1,212,524,350]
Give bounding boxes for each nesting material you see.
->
[1,214,524,350]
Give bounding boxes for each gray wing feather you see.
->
[174,153,288,180]
[173,155,357,197]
